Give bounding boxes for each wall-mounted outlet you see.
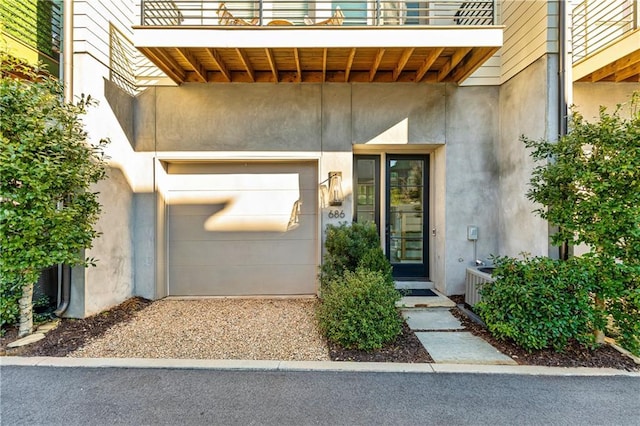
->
[467,225,478,241]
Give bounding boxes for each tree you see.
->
[522,93,640,354]
[0,53,108,337]
[524,94,640,264]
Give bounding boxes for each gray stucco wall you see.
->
[150,85,323,152]
[137,84,452,152]
[67,167,135,317]
[135,83,501,295]
[66,54,139,318]
[351,84,446,144]
[133,193,156,300]
[443,85,500,294]
[81,59,570,310]
[497,55,554,258]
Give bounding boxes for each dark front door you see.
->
[385,155,429,278]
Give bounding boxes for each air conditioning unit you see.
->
[465,267,495,307]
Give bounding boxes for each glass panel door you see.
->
[354,156,380,230]
[386,155,428,278]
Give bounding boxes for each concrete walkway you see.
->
[401,307,517,365]
[397,285,517,365]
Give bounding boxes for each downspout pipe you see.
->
[557,0,570,261]
[63,0,73,103]
[558,0,568,139]
[55,0,74,316]
[53,264,70,316]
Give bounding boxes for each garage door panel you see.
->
[167,163,318,190]
[167,204,227,217]
[168,189,318,216]
[167,161,318,296]
[169,239,316,266]
[169,214,316,241]
[169,265,317,296]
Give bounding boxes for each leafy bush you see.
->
[1,53,108,336]
[524,95,640,265]
[320,221,390,288]
[0,278,21,333]
[317,267,401,351]
[475,255,601,352]
[594,259,640,356]
[522,95,640,355]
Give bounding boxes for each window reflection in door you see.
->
[388,159,424,265]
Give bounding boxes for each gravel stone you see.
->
[70,298,330,361]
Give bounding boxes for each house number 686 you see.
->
[327,210,345,219]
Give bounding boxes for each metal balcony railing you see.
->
[140,0,495,27]
[109,23,172,93]
[572,0,639,63]
[0,0,61,59]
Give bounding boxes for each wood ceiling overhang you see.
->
[132,26,502,84]
[573,30,640,83]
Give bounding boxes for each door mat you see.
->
[401,288,437,297]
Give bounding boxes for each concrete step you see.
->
[415,332,517,365]
[394,281,434,290]
[401,308,464,331]
[396,288,455,308]
[400,307,516,365]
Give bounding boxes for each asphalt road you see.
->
[1,366,639,425]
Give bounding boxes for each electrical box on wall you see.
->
[467,225,478,241]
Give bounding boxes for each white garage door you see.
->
[166,161,318,296]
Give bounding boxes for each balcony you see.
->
[133,0,502,84]
[572,0,640,82]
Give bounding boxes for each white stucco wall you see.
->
[573,83,640,120]
[570,82,640,257]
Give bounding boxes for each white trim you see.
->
[154,151,322,161]
[353,144,442,154]
[133,27,503,49]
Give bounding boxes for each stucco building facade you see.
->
[5,1,636,317]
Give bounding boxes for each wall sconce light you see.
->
[327,171,344,206]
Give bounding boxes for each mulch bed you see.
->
[448,295,638,371]
[1,295,637,371]
[0,297,152,357]
[328,321,433,363]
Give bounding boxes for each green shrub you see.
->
[475,255,601,352]
[316,267,402,351]
[522,95,640,355]
[359,247,393,281]
[320,221,390,288]
[607,286,640,356]
[0,277,21,333]
[595,260,640,356]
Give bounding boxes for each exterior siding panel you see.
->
[500,0,558,83]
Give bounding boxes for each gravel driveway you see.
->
[70,298,330,361]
